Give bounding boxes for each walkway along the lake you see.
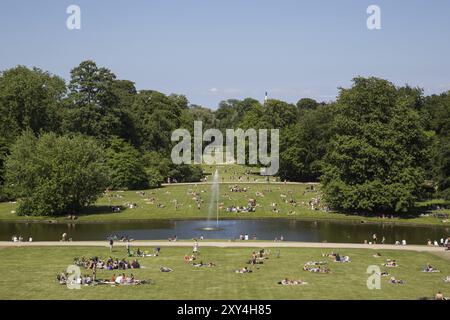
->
[1,240,449,254]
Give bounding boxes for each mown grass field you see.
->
[0,245,448,300]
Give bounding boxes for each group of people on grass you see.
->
[229,185,247,193]
[74,256,141,270]
[57,271,147,286]
[248,249,269,265]
[226,205,256,213]
[236,249,271,274]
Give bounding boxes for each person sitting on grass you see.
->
[444,276,450,283]
[56,272,67,285]
[332,255,350,263]
[383,259,398,267]
[422,263,440,273]
[388,277,405,285]
[131,260,140,269]
[435,291,448,300]
[248,257,263,265]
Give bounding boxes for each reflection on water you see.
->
[0,219,448,244]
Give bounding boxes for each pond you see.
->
[0,219,449,244]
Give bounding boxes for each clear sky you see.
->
[1,0,449,108]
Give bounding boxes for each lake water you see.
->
[1,219,449,244]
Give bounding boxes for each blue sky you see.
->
[1,0,449,108]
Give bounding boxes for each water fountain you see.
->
[199,169,222,231]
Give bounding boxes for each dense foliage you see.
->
[321,78,430,212]
[5,132,108,216]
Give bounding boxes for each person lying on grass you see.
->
[57,272,148,286]
[373,253,382,258]
[107,273,149,285]
[422,263,440,273]
[383,259,398,267]
[389,277,405,285]
[322,252,351,263]
[192,261,216,267]
[304,261,328,266]
[377,271,390,277]
[235,267,253,273]
[303,265,331,273]
[134,248,159,257]
[333,254,351,263]
[160,266,173,272]
[278,278,308,286]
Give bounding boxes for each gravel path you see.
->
[1,240,449,254]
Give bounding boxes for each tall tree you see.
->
[131,90,182,153]
[63,60,128,140]
[0,66,66,144]
[321,77,430,213]
[296,98,319,110]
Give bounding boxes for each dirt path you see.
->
[1,240,449,254]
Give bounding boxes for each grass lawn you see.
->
[0,246,448,300]
[0,182,448,226]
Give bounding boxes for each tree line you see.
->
[0,60,448,216]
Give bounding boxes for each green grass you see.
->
[0,182,448,226]
[0,246,448,300]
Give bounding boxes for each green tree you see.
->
[0,66,66,144]
[215,98,261,131]
[131,90,183,153]
[106,138,149,190]
[63,61,130,141]
[279,104,334,181]
[423,92,450,199]
[321,77,430,213]
[296,98,319,110]
[5,132,108,216]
